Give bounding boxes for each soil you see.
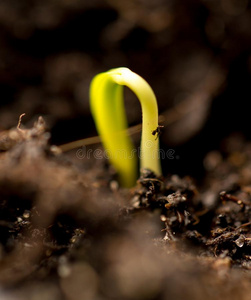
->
[1,1,251,300]
[1,119,251,300]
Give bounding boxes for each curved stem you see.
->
[90,67,161,187]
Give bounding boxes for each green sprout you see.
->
[90,67,162,187]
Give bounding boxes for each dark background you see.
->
[1,0,251,178]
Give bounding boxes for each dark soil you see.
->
[1,1,251,300]
[0,117,250,300]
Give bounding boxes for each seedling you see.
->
[90,67,162,187]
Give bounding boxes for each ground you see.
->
[0,1,251,299]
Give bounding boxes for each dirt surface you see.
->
[1,1,251,300]
[0,117,250,300]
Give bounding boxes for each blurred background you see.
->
[1,0,251,178]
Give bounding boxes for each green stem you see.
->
[90,67,161,187]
